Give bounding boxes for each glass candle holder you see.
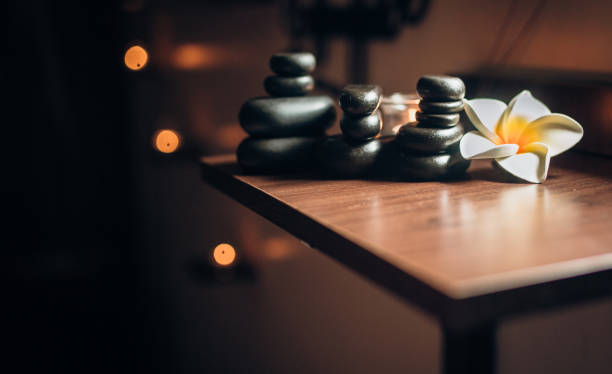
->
[380,93,420,136]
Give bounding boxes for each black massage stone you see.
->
[395,122,464,154]
[340,110,383,141]
[237,136,319,173]
[315,135,383,177]
[239,96,336,138]
[415,111,460,128]
[264,75,314,97]
[375,141,470,180]
[339,84,383,116]
[269,52,316,77]
[417,75,465,101]
[418,99,464,114]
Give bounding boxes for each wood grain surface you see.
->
[200,152,612,300]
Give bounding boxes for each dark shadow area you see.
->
[556,151,612,180]
[187,258,258,285]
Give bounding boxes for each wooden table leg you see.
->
[442,322,497,374]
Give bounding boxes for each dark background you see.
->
[7,1,612,373]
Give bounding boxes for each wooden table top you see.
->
[200,152,612,305]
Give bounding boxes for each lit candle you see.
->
[380,93,420,136]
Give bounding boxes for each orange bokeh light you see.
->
[124,45,148,70]
[213,243,236,266]
[262,237,297,261]
[173,44,209,70]
[153,129,181,153]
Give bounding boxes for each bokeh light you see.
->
[262,237,295,261]
[124,45,148,70]
[153,129,181,153]
[172,44,217,70]
[213,243,236,266]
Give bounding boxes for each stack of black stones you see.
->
[394,75,470,179]
[316,85,385,177]
[236,53,470,180]
[237,52,336,172]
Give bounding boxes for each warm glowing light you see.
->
[263,237,294,261]
[408,108,418,122]
[153,129,181,153]
[124,45,148,70]
[213,243,236,266]
[392,120,417,134]
[172,44,217,70]
[381,93,420,136]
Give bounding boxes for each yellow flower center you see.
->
[495,116,539,153]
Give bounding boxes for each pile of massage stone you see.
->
[237,52,336,173]
[392,75,471,179]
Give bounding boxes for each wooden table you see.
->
[200,151,612,373]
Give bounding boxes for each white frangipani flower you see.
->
[460,90,583,183]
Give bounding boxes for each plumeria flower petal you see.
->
[460,131,518,159]
[463,98,506,143]
[494,142,551,184]
[504,90,550,122]
[460,90,583,183]
[520,114,583,157]
[497,90,551,145]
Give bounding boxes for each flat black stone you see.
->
[418,99,464,114]
[376,141,470,180]
[269,52,316,77]
[417,75,465,101]
[339,84,382,116]
[395,122,464,154]
[315,135,383,177]
[340,110,382,141]
[239,96,336,138]
[264,75,314,97]
[415,111,460,128]
[237,136,319,173]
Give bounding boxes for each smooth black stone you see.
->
[237,136,319,173]
[376,141,470,180]
[264,75,314,97]
[239,96,336,137]
[395,122,464,154]
[415,111,460,128]
[315,135,383,177]
[418,99,464,114]
[417,75,465,101]
[339,84,382,116]
[269,52,316,77]
[340,110,382,141]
